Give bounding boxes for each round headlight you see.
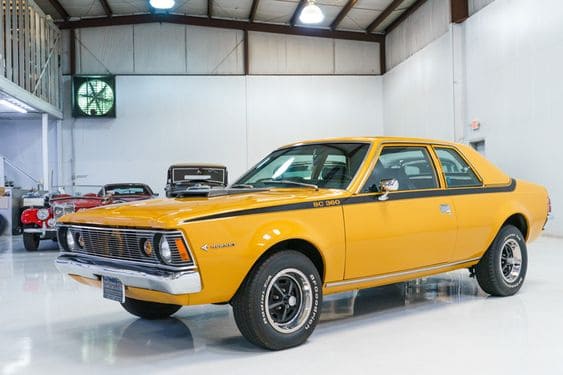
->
[159,236,172,264]
[47,218,56,227]
[37,208,49,221]
[66,230,76,250]
[141,238,153,256]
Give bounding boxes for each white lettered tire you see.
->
[476,225,528,296]
[232,250,322,350]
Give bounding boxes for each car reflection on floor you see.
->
[0,235,553,374]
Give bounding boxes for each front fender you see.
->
[183,206,345,305]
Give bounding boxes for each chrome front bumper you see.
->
[55,254,202,295]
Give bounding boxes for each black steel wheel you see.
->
[121,297,182,320]
[476,225,528,297]
[23,233,40,251]
[231,250,322,350]
[0,214,7,236]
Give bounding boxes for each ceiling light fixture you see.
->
[0,99,28,113]
[299,0,324,24]
[149,0,175,10]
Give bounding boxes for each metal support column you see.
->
[0,155,5,187]
[42,113,49,190]
[57,120,62,185]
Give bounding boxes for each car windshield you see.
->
[104,185,150,196]
[50,185,102,198]
[234,143,370,190]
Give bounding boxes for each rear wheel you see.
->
[475,225,527,296]
[231,250,322,350]
[23,233,40,251]
[0,214,7,236]
[121,297,181,320]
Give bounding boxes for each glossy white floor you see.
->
[1,235,562,375]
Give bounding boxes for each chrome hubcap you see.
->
[265,268,313,334]
[500,238,522,283]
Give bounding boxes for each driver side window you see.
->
[362,146,438,193]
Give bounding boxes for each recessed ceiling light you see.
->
[149,0,175,10]
[0,99,27,113]
[299,0,324,24]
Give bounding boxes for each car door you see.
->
[432,146,497,262]
[343,144,458,280]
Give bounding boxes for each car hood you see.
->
[50,197,104,210]
[58,188,349,228]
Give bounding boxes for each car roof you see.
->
[104,183,148,188]
[280,136,458,149]
[169,163,227,168]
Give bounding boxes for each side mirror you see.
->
[378,178,399,201]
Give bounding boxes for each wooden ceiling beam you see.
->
[450,0,468,23]
[366,0,403,34]
[330,0,357,30]
[99,0,113,17]
[56,14,384,43]
[47,0,70,20]
[249,0,260,22]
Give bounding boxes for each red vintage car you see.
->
[21,183,156,251]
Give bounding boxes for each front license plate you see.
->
[102,276,125,303]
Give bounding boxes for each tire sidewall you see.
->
[253,252,322,349]
[493,227,528,294]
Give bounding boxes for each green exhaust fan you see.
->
[72,75,116,118]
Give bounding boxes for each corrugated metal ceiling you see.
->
[34,0,419,33]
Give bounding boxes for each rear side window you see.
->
[435,148,481,188]
[362,146,438,192]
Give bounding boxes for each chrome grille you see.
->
[60,225,193,268]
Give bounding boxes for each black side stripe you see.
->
[344,178,517,205]
[183,179,516,223]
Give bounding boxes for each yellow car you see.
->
[55,137,550,350]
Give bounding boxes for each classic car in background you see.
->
[21,183,156,251]
[55,137,549,350]
[165,164,228,197]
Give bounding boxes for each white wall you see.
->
[383,31,455,140]
[464,0,562,235]
[382,0,560,235]
[386,0,451,71]
[0,118,58,189]
[73,24,381,75]
[61,75,383,195]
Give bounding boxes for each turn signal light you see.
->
[175,238,191,262]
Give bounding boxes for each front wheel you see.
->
[121,297,181,320]
[231,250,322,350]
[475,225,528,296]
[23,233,40,251]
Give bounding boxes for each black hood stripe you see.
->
[183,179,517,223]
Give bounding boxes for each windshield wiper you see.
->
[231,183,255,189]
[261,179,319,190]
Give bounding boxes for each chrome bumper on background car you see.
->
[55,254,202,295]
[24,227,56,234]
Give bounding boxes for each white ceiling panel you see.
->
[107,0,150,15]
[173,0,208,16]
[213,0,253,19]
[34,0,415,39]
[59,0,106,18]
[254,0,300,24]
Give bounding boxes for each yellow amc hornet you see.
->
[55,137,550,350]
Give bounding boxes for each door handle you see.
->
[440,204,452,215]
